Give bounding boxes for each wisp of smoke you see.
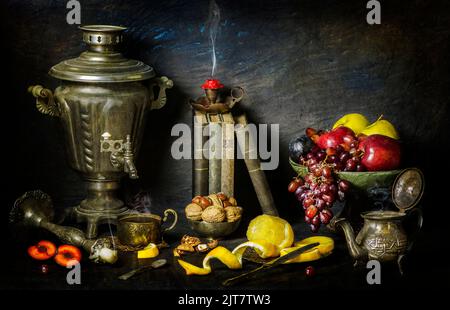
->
[206,0,221,77]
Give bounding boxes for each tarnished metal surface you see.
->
[28,25,173,238]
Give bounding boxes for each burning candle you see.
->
[201,78,224,104]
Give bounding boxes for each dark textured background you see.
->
[1,0,449,290]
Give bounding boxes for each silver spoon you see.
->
[118,259,167,280]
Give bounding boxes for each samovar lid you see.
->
[392,168,425,212]
[49,25,155,83]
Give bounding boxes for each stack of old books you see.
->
[193,110,278,216]
[193,110,235,197]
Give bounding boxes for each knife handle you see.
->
[118,266,147,280]
[222,265,266,286]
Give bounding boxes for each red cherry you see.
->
[305,266,315,277]
[40,264,49,274]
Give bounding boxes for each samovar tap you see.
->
[123,135,138,179]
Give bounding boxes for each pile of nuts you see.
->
[174,235,219,256]
[185,193,243,223]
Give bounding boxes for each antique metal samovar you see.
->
[28,25,173,238]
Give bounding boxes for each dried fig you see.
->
[217,192,228,201]
[199,196,212,209]
[192,195,202,205]
[222,200,232,208]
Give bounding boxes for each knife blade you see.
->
[222,242,320,286]
[118,259,167,280]
[264,242,320,267]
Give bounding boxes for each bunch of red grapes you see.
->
[288,127,361,232]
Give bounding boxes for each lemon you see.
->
[137,243,159,259]
[246,215,294,251]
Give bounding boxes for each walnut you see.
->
[201,205,226,223]
[181,235,201,247]
[225,206,243,223]
[208,194,223,208]
[185,203,203,221]
[228,197,237,206]
[176,243,195,253]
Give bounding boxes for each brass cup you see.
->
[117,210,177,248]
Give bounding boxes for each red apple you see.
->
[360,134,401,171]
[316,126,355,149]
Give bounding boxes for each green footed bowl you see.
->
[289,159,402,190]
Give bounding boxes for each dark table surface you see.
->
[2,215,447,291]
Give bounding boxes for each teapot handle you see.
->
[161,208,178,233]
[405,207,423,253]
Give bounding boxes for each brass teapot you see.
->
[336,168,424,273]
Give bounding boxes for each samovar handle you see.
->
[28,85,60,117]
[147,76,173,110]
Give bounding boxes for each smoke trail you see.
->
[206,0,221,77]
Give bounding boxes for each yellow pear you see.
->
[332,113,369,135]
[360,116,399,139]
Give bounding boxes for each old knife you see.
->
[118,259,167,280]
[222,242,320,286]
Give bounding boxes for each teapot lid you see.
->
[392,168,424,212]
[49,25,155,83]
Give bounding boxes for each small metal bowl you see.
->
[187,219,242,239]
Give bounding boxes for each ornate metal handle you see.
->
[225,86,245,109]
[162,208,178,233]
[148,76,173,110]
[28,85,60,117]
